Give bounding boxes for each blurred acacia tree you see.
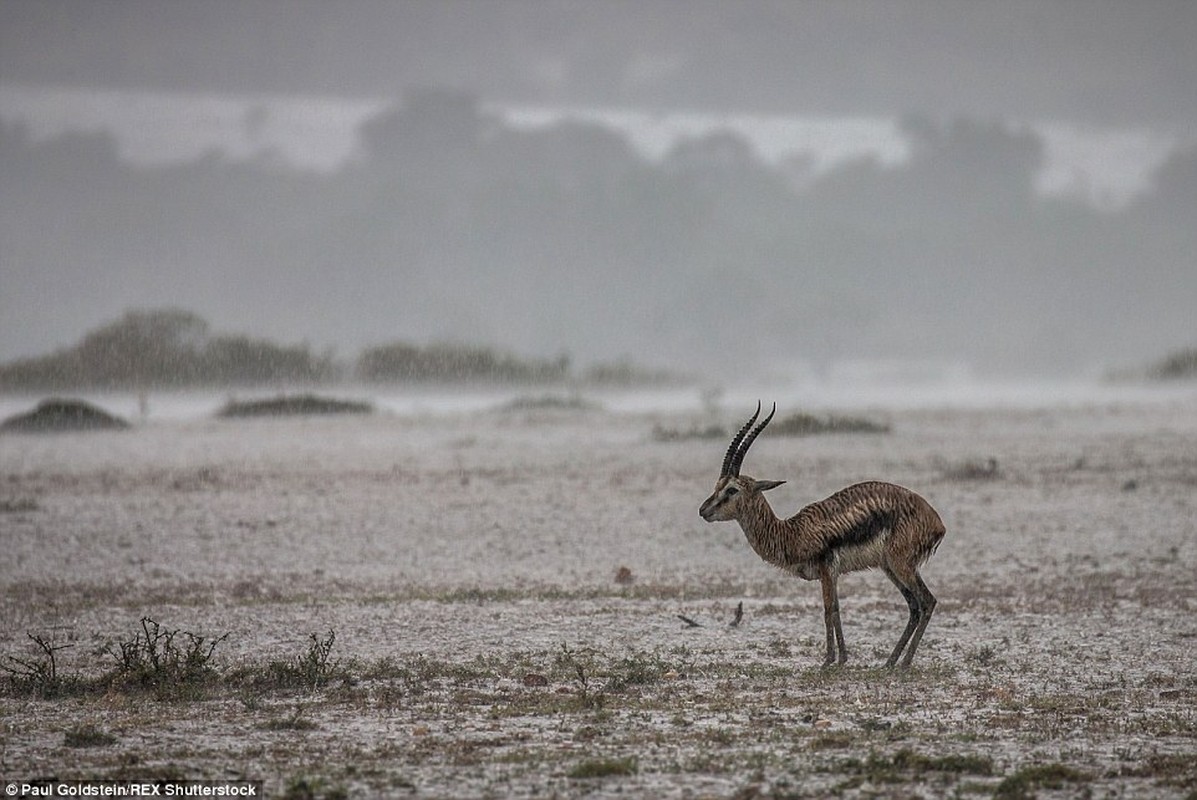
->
[0,309,335,389]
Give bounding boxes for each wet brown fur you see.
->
[700,406,946,669]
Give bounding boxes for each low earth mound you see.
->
[216,394,373,418]
[1146,347,1197,381]
[498,394,600,412]
[769,410,891,436]
[0,398,130,433]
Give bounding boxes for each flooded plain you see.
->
[2,391,1195,798]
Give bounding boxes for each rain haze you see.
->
[1,0,1195,385]
[4,4,1197,797]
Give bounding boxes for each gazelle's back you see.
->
[791,481,944,576]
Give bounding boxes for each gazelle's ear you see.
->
[753,479,786,492]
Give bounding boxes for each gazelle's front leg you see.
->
[818,563,848,668]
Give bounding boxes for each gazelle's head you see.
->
[699,402,785,522]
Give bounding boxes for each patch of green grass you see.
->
[495,746,545,765]
[549,645,606,711]
[259,711,319,731]
[568,756,637,779]
[810,732,856,750]
[487,691,594,719]
[603,651,672,692]
[798,663,950,687]
[229,630,342,692]
[891,749,994,776]
[381,653,499,697]
[279,776,349,800]
[993,763,1090,800]
[63,724,118,748]
[2,632,80,699]
[966,643,1002,667]
[830,748,994,790]
[237,691,264,712]
[1121,754,1197,789]
[291,630,339,688]
[103,617,228,701]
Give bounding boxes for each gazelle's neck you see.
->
[735,495,789,565]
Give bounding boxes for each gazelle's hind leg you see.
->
[901,572,937,668]
[883,564,937,669]
[883,567,921,668]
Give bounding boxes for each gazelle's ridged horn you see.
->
[722,401,761,477]
[732,402,776,476]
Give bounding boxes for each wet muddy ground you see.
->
[2,398,1195,797]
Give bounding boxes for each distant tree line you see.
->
[3,86,1195,374]
[0,310,335,389]
[0,309,673,390]
[357,341,567,383]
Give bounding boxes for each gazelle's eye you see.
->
[725,487,739,497]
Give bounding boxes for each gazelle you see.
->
[699,403,945,669]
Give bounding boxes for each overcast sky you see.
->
[3,0,1196,129]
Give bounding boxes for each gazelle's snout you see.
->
[699,481,736,522]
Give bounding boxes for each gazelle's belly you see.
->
[831,528,891,575]
[778,527,892,581]
[787,562,820,581]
